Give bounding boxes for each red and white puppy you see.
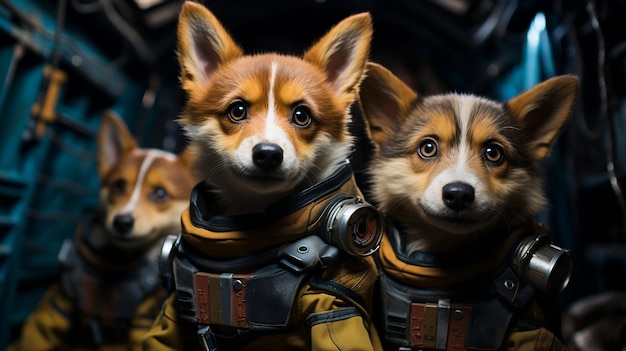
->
[141,3,382,351]
[176,2,373,215]
[7,111,198,351]
[97,110,197,250]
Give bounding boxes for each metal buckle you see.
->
[408,299,472,350]
[194,272,251,328]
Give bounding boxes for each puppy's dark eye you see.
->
[110,179,126,196]
[228,100,248,122]
[291,105,311,128]
[418,138,438,159]
[151,187,168,203]
[483,143,504,165]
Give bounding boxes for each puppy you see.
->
[7,111,198,351]
[359,62,579,350]
[142,2,384,350]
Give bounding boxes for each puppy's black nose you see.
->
[253,143,283,170]
[442,182,475,212]
[113,214,134,235]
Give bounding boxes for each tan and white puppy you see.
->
[97,110,197,251]
[7,111,198,351]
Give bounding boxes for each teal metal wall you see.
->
[0,1,176,347]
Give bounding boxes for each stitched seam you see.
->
[305,307,361,328]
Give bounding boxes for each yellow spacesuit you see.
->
[375,222,569,351]
[6,216,168,351]
[142,162,383,351]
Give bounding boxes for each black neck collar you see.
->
[78,213,152,271]
[388,221,520,268]
[190,160,354,232]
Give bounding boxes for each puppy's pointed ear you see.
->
[176,1,243,97]
[98,110,138,179]
[359,62,418,148]
[505,75,579,161]
[303,12,373,106]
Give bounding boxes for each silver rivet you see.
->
[453,309,464,320]
[504,280,515,289]
[233,279,243,291]
[298,245,309,253]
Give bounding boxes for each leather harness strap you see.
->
[194,272,252,329]
[407,300,472,351]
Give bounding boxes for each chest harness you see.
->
[159,161,383,350]
[58,215,162,346]
[376,223,572,351]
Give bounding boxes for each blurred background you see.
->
[0,0,624,348]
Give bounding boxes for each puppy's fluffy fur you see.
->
[360,62,579,254]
